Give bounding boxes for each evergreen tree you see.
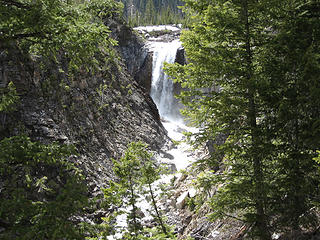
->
[122,0,185,26]
[258,0,320,232]
[113,142,144,238]
[166,0,274,237]
[0,135,88,239]
[145,0,157,25]
[0,81,19,128]
[140,153,168,236]
[166,0,320,238]
[103,142,172,239]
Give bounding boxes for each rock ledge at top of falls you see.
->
[134,25,182,42]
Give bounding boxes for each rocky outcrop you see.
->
[156,169,246,240]
[108,20,153,94]
[134,52,153,93]
[108,20,147,77]
[133,25,181,42]
[175,46,186,65]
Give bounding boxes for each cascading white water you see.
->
[148,38,200,170]
[149,39,182,122]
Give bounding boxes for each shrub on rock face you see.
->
[0,135,88,240]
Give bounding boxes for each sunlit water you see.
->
[134,25,181,33]
[149,39,183,122]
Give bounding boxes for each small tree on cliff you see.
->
[103,141,171,239]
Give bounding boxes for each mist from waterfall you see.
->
[149,39,183,123]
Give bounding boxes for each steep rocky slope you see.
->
[0,21,168,202]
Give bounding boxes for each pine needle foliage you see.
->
[0,135,88,240]
[0,0,121,72]
[166,0,320,238]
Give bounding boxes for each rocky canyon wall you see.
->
[0,21,168,205]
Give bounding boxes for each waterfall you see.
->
[148,38,200,169]
[149,39,182,122]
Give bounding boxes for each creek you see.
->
[107,25,199,239]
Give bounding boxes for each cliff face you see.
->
[108,20,154,93]
[0,23,167,198]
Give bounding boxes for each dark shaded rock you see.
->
[160,150,174,160]
[134,52,153,94]
[108,20,148,84]
[175,47,186,65]
[206,133,228,172]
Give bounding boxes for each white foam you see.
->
[134,25,181,33]
[149,40,182,122]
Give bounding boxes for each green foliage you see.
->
[257,1,320,230]
[0,0,121,72]
[103,141,174,239]
[136,224,177,239]
[0,135,88,239]
[0,82,19,113]
[0,81,20,129]
[96,84,110,111]
[166,0,320,237]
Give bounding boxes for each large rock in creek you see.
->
[175,46,186,65]
[176,191,189,209]
[134,52,153,94]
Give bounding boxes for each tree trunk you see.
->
[129,176,138,238]
[242,0,271,239]
[292,89,302,231]
[148,182,168,236]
